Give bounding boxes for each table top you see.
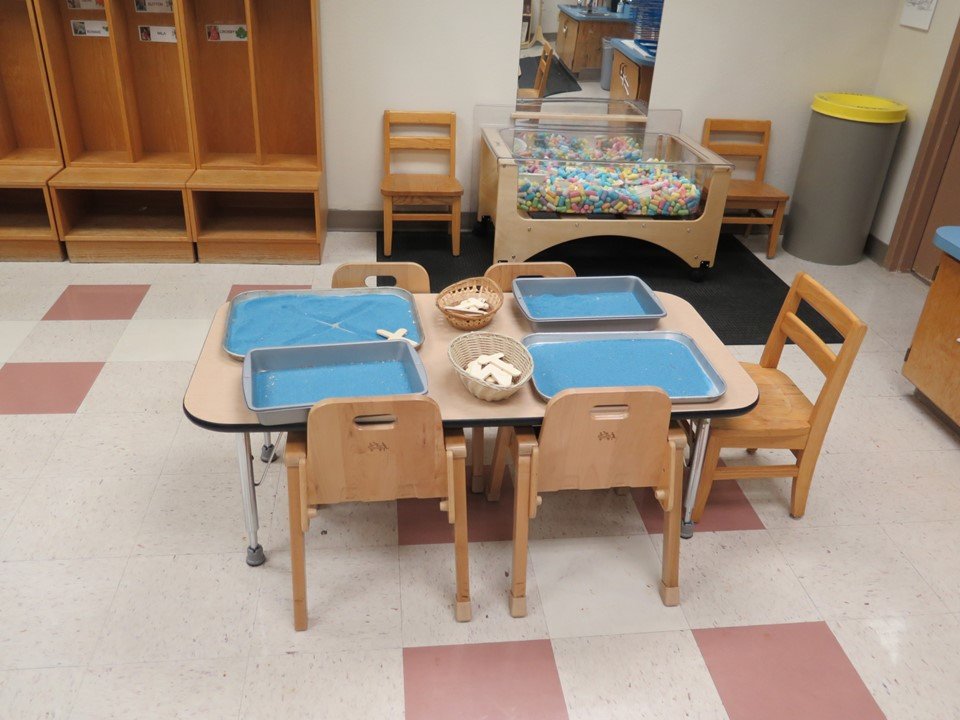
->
[610,38,656,67]
[183,292,759,433]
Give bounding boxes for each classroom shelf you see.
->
[0,168,62,261]
[50,167,195,262]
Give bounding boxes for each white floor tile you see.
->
[239,650,404,720]
[93,554,260,665]
[231,264,316,284]
[251,546,401,655]
[0,667,82,720]
[134,282,233,320]
[0,558,125,670]
[109,319,211,362]
[0,475,33,537]
[400,541,549,647]
[771,525,947,619]
[161,418,239,477]
[824,395,960,454]
[884,521,960,612]
[78,361,195,414]
[0,415,73,479]
[70,658,246,720]
[0,320,37,363]
[651,530,819,628]
[530,489,646,540]
[0,281,68,321]
[553,631,729,720]
[3,474,157,561]
[10,321,127,362]
[830,614,960,720]
[269,493,398,552]
[530,535,688,639]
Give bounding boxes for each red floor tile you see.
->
[397,467,515,545]
[227,284,312,301]
[404,640,568,720]
[43,285,150,321]
[635,462,765,533]
[694,622,884,720]
[0,362,104,414]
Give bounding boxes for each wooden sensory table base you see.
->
[477,125,732,275]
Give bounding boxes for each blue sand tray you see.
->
[526,335,725,402]
[252,359,417,408]
[225,292,422,357]
[523,291,650,319]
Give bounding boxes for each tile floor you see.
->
[0,230,958,719]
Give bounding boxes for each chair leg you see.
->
[451,197,461,256]
[659,441,684,606]
[451,452,472,621]
[509,450,532,618]
[767,200,786,258]
[790,448,819,519]
[383,197,394,256]
[470,426,485,493]
[487,426,511,501]
[690,435,723,524]
[286,467,308,631]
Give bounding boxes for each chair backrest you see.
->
[761,272,867,438]
[383,110,456,178]
[536,387,672,491]
[332,262,430,294]
[532,43,554,98]
[483,261,575,291]
[701,118,772,182]
[304,395,447,505]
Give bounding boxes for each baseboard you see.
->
[328,209,475,234]
[865,234,889,266]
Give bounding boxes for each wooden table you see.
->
[183,292,759,564]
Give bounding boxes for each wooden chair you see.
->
[691,272,867,522]
[517,42,554,100]
[332,262,430,294]
[701,118,790,258]
[381,111,463,257]
[487,388,686,616]
[483,260,575,290]
[284,396,470,630]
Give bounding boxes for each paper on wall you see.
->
[138,25,176,42]
[66,0,105,9]
[71,19,109,37]
[205,24,248,41]
[901,0,939,30]
[134,0,174,13]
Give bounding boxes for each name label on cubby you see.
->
[134,0,174,12]
[138,25,176,43]
[66,0,105,9]
[71,19,109,37]
[205,24,248,42]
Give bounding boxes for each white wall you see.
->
[650,0,900,199]
[320,0,521,212]
[540,0,564,35]
[870,0,960,244]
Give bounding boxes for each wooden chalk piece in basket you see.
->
[436,277,504,330]
[448,332,534,402]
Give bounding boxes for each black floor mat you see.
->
[518,55,582,97]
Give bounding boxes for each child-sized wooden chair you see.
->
[487,387,685,616]
[701,118,790,258]
[691,272,866,522]
[381,111,463,257]
[517,42,554,100]
[331,262,430,293]
[284,396,470,630]
[466,262,577,494]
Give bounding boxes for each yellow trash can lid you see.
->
[811,93,907,124]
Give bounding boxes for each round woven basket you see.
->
[436,277,504,330]
[448,332,534,402]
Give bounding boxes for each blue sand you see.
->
[252,360,416,408]
[226,294,421,356]
[523,291,653,319]
[528,338,716,398]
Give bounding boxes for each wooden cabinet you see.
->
[555,13,632,74]
[903,252,960,426]
[0,0,63,260]
[608,48,653,104]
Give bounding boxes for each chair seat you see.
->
[380,174,463,197]
[726,179,789,202]
[711,363,812,445]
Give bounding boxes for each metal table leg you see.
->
[681,418,711,540]
[237,432,266,566]
[260,431,277,463]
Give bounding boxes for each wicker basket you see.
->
[436,277,504,330]
[448,332,534,402]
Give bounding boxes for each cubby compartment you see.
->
[51,168,195,262]
[33,0,193,168]
[0,169,62,260]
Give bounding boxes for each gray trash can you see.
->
[784,93,907,265]
[600,39,614,91]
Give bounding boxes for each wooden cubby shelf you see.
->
[0,0,64,260]
[51,167,195,262]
